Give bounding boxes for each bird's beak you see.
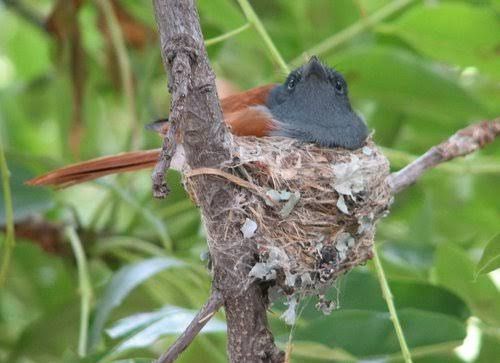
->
[303,56,327,80]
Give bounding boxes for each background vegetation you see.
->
[1,0,499,362]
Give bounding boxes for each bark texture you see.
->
[152,1,284,362]
[388,118,500,193]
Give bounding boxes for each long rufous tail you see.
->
[27,83,278,188]
[26,149,161,188]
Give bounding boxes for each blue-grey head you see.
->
[266,56,368,149]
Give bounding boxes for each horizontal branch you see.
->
[388,118,500,194]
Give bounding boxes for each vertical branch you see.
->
[151,1,283,361]
[66,226,93,357]
[0,137,15,288]
[289,0,415,67]
[373,247,413,363]
[236,0,289,74]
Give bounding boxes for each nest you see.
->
[185,136,392,310]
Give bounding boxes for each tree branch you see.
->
[156,290,224,363]
[152,1,284,362]
[160,117,500,361]
[388,118,500,194]
[152,1,499,361]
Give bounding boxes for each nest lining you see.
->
[185,135,392,302]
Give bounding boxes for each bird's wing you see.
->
[220,84,276,114]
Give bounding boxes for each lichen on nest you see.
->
[185,135,392,316]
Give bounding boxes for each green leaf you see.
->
[3,243,75,314]
[434,243,500,326]
[291,309,466,358]
[289,341,355,362]
[88,257,185,351]
[10,297,81,362]
[332,46,489,127]
[198,0,245,30]
[378,241,435,280]
[0,157,53,223]
[378,3,500,79]
[476,332,500,363]
[476,233,500,276]
[0,11,52,82]
[105,306,225,355]
[338,270,469,319]
[97,181,172,249]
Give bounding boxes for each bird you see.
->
[27,56,368,188]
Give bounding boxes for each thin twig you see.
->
[205,23,251,47]
[151,28,196,198]
[152,121,178,198]
[186,167,278,206]
[66,226,93,357]
[236,0,290,74]
[388,118,500,194]
[156,290,224,363]
[373,246,413,363]
[0,137,15,288]
[186,167,264,194]
[289,0,415,67]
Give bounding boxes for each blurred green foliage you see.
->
[0,0,499,362]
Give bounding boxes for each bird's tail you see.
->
[26,149,161,188]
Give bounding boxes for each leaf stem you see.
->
[205,23,251,47]
[92,236,166,257]
[96,0,140,150]
[66,226,93,357]
[236,0,290,74]
[0,138,15,288]
[372,246,413,363]
[289,0,415,67]
[96,181,172,250]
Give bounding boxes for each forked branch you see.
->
[157,117,500,362]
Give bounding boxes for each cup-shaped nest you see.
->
[186,136,392,299]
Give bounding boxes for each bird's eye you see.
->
[287,78,296,91]
[335,80,344,93]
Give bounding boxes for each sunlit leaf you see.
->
[289,341,355,361]
[88,257,185,350]
[0,12,52,81]
[106,305,225,355]
[476,332,500,363]
[434,243,500,326]
[475,233,500,277]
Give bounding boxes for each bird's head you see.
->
[267,56,368,149]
